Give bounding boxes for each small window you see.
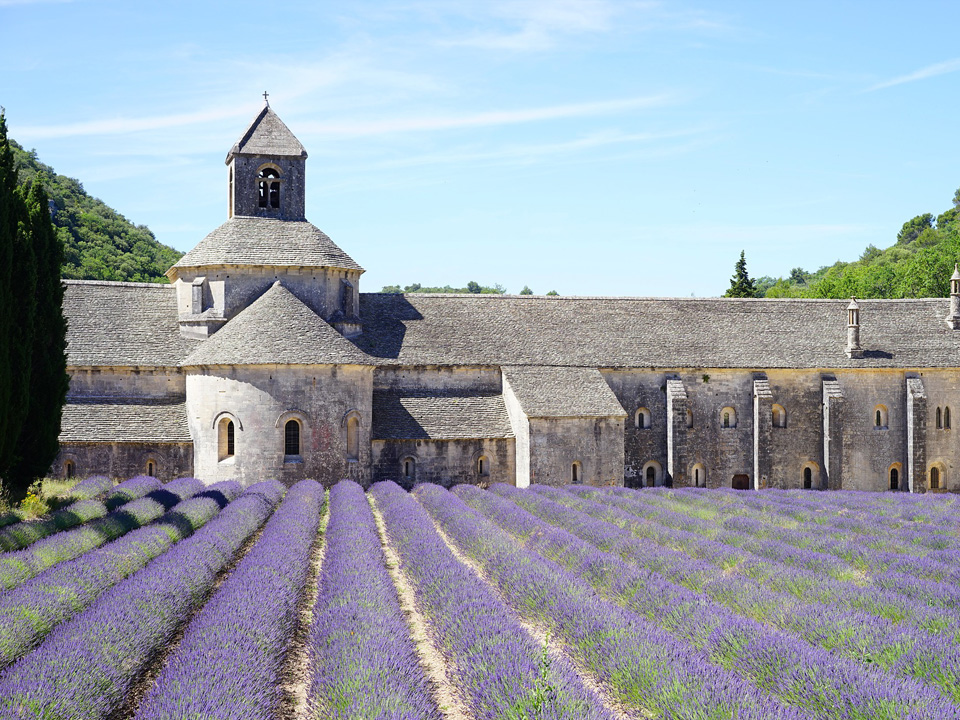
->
[402,457,416,481]
[64,460,75,479]
[477,455,490,476]
[346,415,360,461]
[635,407,651,430]
[803,467,812,489]
[937,407,943,429]
[642,461,662,487]
[930,466,941,490]
[772,404,786,429]
[257,167,280,209]
[218,418,235,461]
[874,405,888,429]
[284,419,301,456]
[721,407,737,429]
[890,467,899,491]
[692,463,706,488]
[146,460,156,478]
[572,461,582,484]
[946,407,952,430]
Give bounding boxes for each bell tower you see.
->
[226,97,307,221]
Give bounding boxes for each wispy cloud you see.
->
[866,58,960,91]
[299,94,675,137]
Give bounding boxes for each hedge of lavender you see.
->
[0,499,109,552]
[370,480,614,720]
[472,483,959,718]
[0,477,205,590]
[63,475,115,502]
[0,483,239,669]
[418,484,814,720]
[133,480,324,720]
[0,480,285,720]
[102,475,163,510]
[307,480,440,720]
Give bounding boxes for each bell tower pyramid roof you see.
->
[226,103,307,163]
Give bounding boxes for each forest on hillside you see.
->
[755,187,960,299]
[10,140,182,283]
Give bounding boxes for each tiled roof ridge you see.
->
[64,279,174,289]
[362,292,948,304]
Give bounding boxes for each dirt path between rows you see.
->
[369,496,475,720]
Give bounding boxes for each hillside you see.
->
[10,140,181,283]
[759,187,960,299]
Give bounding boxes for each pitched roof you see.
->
[503,366,626,418]
[372,391,514,440]
[182,282,372,367]
[356,293,960,369]
[64,281,199,368]
[170,218,363,273]
[227,105,306,160]
[60,397,191,443]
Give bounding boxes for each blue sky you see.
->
[2,0,959,296]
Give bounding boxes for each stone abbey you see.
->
[56,104,960,493]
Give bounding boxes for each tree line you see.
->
[0,113,69,501]
[726,186,960,299]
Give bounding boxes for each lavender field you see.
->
[0,479,958,720]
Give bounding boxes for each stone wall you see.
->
[67,368,186,398]
[55,443,193,482]
[527,416,623,487]
[186,364,373,487]
[371,438,515,489]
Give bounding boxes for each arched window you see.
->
[257,167,280,209]
[477,455,490,477]
[284,419,301,456]
[937,407,943,429]
[930,465,941,490]
[803,467,812,489]
[692,463,706,488]
[346,415,360,461]
[890,466,899,491]
[772,404,786,428]
[218,418,235,461]
[571,461,582,484]
[685,408,693,428]
[946,407,952,429]
[64,460,75,479]
[146,460,156,478]
[874,405,888,429]
[721,407,736,429]
[646,466,655,486]
[402,456,416,482]
[635,407,651,430]
[642,461,662,487]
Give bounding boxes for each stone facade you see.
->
[53,104,960,493]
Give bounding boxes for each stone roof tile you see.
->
[227,105,306,160]
[182,282,372,367]
[59,397,191,443]
[357,294,960,369]
[503,366,626,418]
[64,281,199,368]
[372,391,514,440]
[171,218,363,273]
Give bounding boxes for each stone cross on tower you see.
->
[262,91,269,105]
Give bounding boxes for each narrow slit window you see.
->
[572,461,582,484]
[946,407,952,429]
[937,407,942,429]
[219,418,235,461]
[64,460,74,479]
[146,461,155,477]
[930,466,941,490]
[346,416,359,461]
[890,467,899,491]
[285,419,301,456]
[803,467,812,489]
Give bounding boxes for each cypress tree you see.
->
[0,113,20,487]
[7,178,68,496]
[725,250,758,298]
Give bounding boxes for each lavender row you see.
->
[63,475,115,502]
[0,482,240,669]
[0,480,285,720]
[419,483,816,720]
[102,475,163,510]
[0,477,205,590]
[557,485,960,643]
[308,480,440,720]
[370,480,612,720]
[0,499,108,552]
[493,484,960,709]
[580,486,960,623]
[134,480,323,720]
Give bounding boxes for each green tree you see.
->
[724,250,758,298]
[7,178,69,494]
[897,213,934,245]
[519,285,533,295]
[466,281,481,294]
[0,113,16,483]
[546,290,559,296]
